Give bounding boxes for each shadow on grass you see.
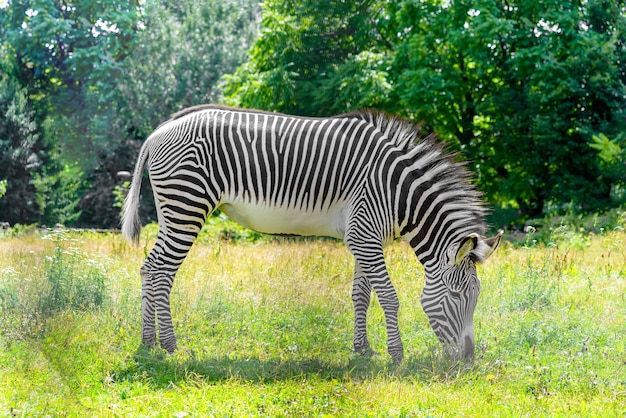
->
[111,344,476,388]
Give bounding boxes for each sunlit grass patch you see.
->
[0,226,625,416]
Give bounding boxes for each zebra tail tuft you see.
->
[121,142,150,245]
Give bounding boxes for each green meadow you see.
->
[0,220,624,416]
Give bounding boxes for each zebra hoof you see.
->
[354,343,378,358]
[142,337,157,348]
[389,350,404,364]
[160,338,178,354]
[356,347,378,358]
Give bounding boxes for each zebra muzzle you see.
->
[463,334,475,359]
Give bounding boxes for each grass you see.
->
[0,221,625,416]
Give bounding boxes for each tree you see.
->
[0,0,259,227]
[1,0,141,226]
[224,0,626,221]
[223,0,394,115]
[0,60,48,224]
[78,0,260,227]
[113,1,259,137]
[1,0,141,169]
[393,0,626,215]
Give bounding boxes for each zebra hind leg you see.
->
[352,262,377,357]
[153,268,178,353]
[140,262,157,348]
[141,225,202,353]
[140,253,179,353]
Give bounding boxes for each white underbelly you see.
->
[219,200,346,239]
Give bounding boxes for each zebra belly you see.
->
[219,201,346,239]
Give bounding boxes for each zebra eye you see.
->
[449,290,461,300]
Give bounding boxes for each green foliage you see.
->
[33,164,85,226]
[112,181,130,210]
[225,0,626,220]
[0,0,140,226]
[223,0,392,115]
[115,1,258,136]
[590,133,624,166]
[0,179,6,200]
[141,214,265,245]
[200,213,264,243]
[502,207,626,249]
[0,0,259,227]
[313,51,394,114]
[0,230,108,341]
[1,0,625,229]
[38,232,107,315]
[590,133,626,205]
[0,62,48,224]
[1,0,140,168]
[508,256,559,311]
[392,0,626,216]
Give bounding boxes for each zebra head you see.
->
[421,230,502,359]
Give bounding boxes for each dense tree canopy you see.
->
[0,0,258,226]
[79,0,258,226]
[0,0,624,227]
[223,0,394,114]
[2,0,140,167]
[392,0,626,214]
[0,58,48,224]
[224,0,626,219]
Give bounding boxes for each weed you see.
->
[39,232,107,315]
[514,257,558,311]
[0,230,108,341]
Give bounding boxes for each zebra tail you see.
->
[121,141,150,245]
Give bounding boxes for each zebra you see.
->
[122,104,502,362]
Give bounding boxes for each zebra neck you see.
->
[395,171,485,266]
[404,217,479,268]
[388,139,485,266]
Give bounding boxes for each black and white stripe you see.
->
[122,105,502,361]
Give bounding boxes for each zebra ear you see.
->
[471,229,504,263]
[455,233,479,265]
[479,229,504,262]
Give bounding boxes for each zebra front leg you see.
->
[376,287,404,363]
[359,257,403,363]
[140,264,157,347]
[352,262,376,357]
[347,236,404,363]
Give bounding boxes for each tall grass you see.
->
[0,231,108,342]
[0,223,624,416]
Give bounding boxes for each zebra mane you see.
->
[170,104,295,121]
[170,104,219,120]
[339,109,488,237]
[336,109,423,151]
